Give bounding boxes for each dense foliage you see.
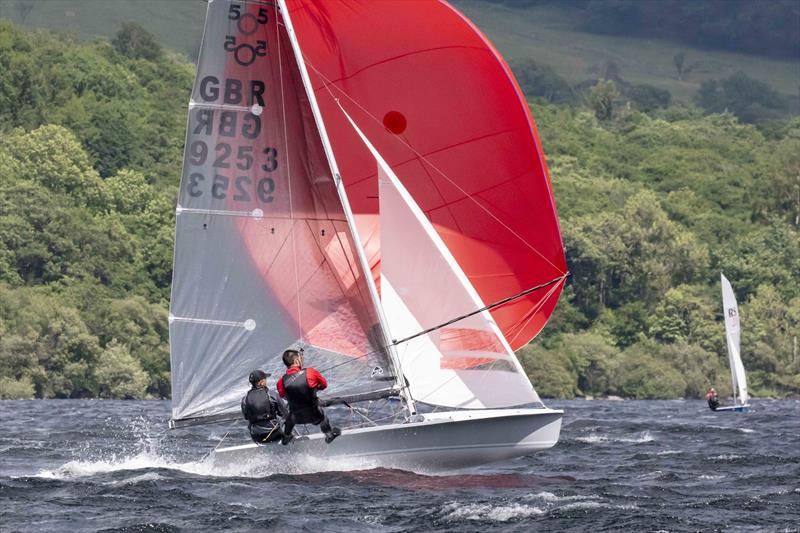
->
[0,22,184,399]
[0,21,798,400]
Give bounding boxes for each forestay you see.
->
[169,0,394,423]
[720,273,748,406]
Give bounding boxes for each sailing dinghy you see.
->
[715,274,749,412]
[168,0,568,470]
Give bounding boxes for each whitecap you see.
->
[576,435,608,443]
[107,472,163,486]
[442,502,545,522]
[526,491,600,503]
[558,501,638,511]
[709,454,743,461]
[698,474,725,480]
[576,431,653,444]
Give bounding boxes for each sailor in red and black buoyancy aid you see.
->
[277,349,341,445]
[705,387,720,411]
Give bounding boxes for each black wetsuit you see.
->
[241,386,287,444]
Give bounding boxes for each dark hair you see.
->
[282,349,301,367]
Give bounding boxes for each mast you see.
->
[277,0,416,415]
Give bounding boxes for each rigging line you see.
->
[277,14,304,343]
[505,277,565,346]
[389,272,569,347]
[303,59,566,276]
[316,273,569,374]
[198,419,239,462]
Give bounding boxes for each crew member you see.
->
[241,369,287,444]
[277,349,341,445]
[705,387,720,411]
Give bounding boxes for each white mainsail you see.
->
[168,0,398,424]
[721,273,748,406]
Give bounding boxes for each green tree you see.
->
[587,79,618,120]
[695,72,790,124]
[649,284,718,352]
[673,51,685,80]
[1,125,104,208]
[112,22,163,61]
[518,344,577,398]
[94,340,149,399]
[610,343,687,399]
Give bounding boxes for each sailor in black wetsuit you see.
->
[706,387,720,411]
[241,370,287,444]
[276,349,341,445]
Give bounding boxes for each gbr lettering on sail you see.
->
[182,0,282,207]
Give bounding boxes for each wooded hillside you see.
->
[0,20,797,400]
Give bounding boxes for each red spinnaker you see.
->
[287,0,567,350]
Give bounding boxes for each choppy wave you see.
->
[441,492,635,523]
[709,454,745,461]
[557,501,638,512]
[525,491,600,503]
[3,399,799,532]
[576,431,654,444]
[441,502,545,522]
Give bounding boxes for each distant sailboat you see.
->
[166,0,568,470]
[715,273,749,412]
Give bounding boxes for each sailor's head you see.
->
[282,349,303,368]
[249,369,268,387]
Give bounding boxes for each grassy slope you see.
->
[0,0,206,58]
[451,0,799,105]
[4,0,797,105]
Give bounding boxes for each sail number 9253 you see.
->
[185,141,277,203]
[187,173,274,203]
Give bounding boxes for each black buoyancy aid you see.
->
[283,369,320,423]
[708,396,719,411]
[242,387,274,424]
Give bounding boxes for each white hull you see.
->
[715,404,749,413]
[213,408,562,472]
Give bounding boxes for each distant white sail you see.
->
[721,273,748,406]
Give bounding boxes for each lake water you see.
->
[1,399,798,531]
